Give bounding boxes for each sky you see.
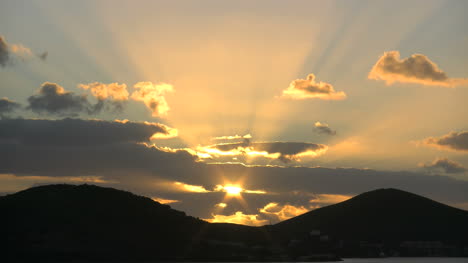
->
[1,0,468,225]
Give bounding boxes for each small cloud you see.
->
[0,97,21,117]
[368,51,468,87]
[0,35,48,66]
[215,202,227,208]
[0,36,11,67]
[420,131,468,152]
[131,81,174,117]
[151,197,180,204]
[314,121,336,136]
[174,181,210,193]
[205,211,268,226]
[38,51,48,61]
[419,157,466,174]
[260,202,308,221]
[309,193,352,207]
[212,134,252,140]
[281,74,346,100]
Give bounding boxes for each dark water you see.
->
[343,258,468,263]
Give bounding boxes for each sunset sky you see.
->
[1,0,468,225]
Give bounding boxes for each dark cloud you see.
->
[0,98,21,116]
[421,131,468,152]
[314,121,336,135]
[198,139,328,163]
[27,82,126,116]
[0,118,177,147]
[281,74,346,100]
[421,158,466,174]
[0,36,10,67]
[38,51,48,61]
[369,51,468,87]
[27,82,93,116]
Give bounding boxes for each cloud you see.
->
[174,181,211,193]
[131,82,174,117]
[79,82,129,106]
[151,197,180,204]
[0,35,47,66]
[368,51,468,87]
[281,74,346,100]
[314,121,336,135]
[197,139,328,163]
[28,82,127,116]
[27,82,95,116]
[421,131,468,152]
[260,203,308,221]
[420,157,466,174]
[212,134,252,140]
[0,36,11,67]
[205,211,268,226]
[0,98,21,116]
[0,118,177,146]
[309,193,352,207]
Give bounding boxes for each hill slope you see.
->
[271,188,468,255]
[1,185,468,260]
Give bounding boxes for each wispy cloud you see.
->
[314,121,336,135]
[420,157,466,174]
[420,131,468,152]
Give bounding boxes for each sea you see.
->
[342,258,468,263]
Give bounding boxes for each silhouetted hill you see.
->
[271,188,468,256]
[1,185,467,260]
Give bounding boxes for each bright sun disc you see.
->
[224,185,243,195]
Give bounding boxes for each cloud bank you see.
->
[281,74,346,100]
[369,51,468,87]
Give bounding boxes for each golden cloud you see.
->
[260,202,308,221]
[420,131,468,152]
[205,211,268,226]
[281,74,346,100]
[131,81,174,117]
[79,82,129,101]
[151,197,180,204]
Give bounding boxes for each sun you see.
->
[223,185,243,196]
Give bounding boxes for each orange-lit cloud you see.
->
[369,51,468,87]
[314,121,336,136]
[281,74,346,100]
[131,81,174,117]
[419,157,466,174]
[309,194,352,206]
[260,202,308,221]
[151,197,180,204]
[212,134,252,140]
[205,211,268,226]
[420,131,468,152]
[215,202,227,208]
[197,140,328,163]
[79,82,129,101]
[174,181,210,193]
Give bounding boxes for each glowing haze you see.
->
[1,0,468,225]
